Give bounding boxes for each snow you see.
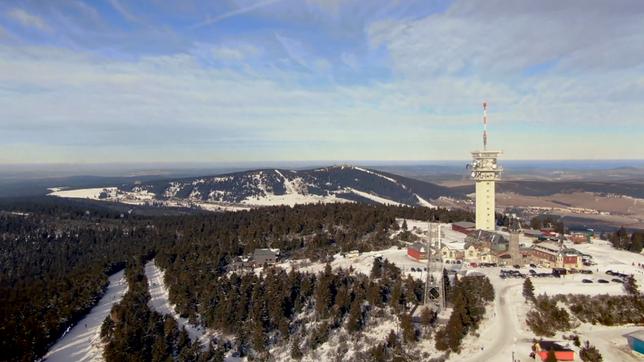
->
[49,187,117,199]
[414,194,436,208]
[347,187,403,206]
[353,166,399,184]
[145,260,217,348]
[274,224,644,362]
[241,191,352,207]
[447,236,644,362]
[44,270,128,362]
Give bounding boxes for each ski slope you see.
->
[145,261,217,348]
[44,270,128,362]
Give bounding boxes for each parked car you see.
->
[597,279,609,283]
[580,270,593,274]
[612,278,623,283]
[410,267,416,272]
[529,263,537,268]
[513,265,520,269]
[552,268,567,275]
[582,279,593,283]
[529,269,536,275]
[605,270,614,275]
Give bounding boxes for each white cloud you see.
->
[368,0,644,76]
[212,43,259,62]
[8,8,51,32]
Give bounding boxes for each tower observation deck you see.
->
[470,102,502,231]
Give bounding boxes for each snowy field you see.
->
[144,261,218,348]
[43,270,128,362]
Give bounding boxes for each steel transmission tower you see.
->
[424,223,445,312]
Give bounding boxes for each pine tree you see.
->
[346,299,363,332]
[434,327,449,351]
[624,275,640,296]
[445,309,465,352]
[250,321,267,353]
[420,306,434,331]
[402,219,408,231]
[290,337,303,360]
[400,313,416,343]
[371,258,383,279]
[442,268,452,303]
[580,340,603,362]
[367,281,381,306]
[523,278,535,301]
[314,264,334,318]
[390,280,403,312]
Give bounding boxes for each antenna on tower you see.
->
[482,101,488,150]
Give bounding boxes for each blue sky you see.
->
[0,0,643,164]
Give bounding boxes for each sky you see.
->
[0,0,643,164]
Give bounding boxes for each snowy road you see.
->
[457,279,527,362]
[44,270,128,362]
[145,260,217,347]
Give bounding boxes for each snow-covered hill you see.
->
[50,165,460,210]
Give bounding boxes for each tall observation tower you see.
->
[470,102,502,231]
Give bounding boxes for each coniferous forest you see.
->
[0,197,475,361]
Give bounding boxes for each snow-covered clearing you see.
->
[347,187,403,206]
[353,166,400,185]
[48,187,117,199]
[44,270,128,362]
[414,194,436,208]
[241,192,351,207]
[144,260,218,348]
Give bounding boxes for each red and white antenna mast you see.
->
[482,101,488,150]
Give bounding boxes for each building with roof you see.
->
[252,248,280,266]
[533,340,575,361]
[523,229,543,239]
[452,221,476,235]
[407,242,428,261]
[441,245,464,263]
[568,229,592,244]
[529,242,582,269]
[625,330,644,356]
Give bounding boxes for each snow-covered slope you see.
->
[43,270,128,362]
[49,165,458,210]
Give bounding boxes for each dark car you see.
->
[597,279,609,283]
[605,270,614,275]
[580,270,593,274]
[513,265,520,269]
[529,269,536,274]
[529,263,537,268]
[582,279,593,283]
[410,267,416,272]
[612,278,623,283]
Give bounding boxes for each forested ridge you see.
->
[0,201,162,361]
[0,197,473,361]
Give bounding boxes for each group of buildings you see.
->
[407,222,586,270]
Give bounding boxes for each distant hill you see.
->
[50,165,461,209]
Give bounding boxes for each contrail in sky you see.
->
[190,0,283,29]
